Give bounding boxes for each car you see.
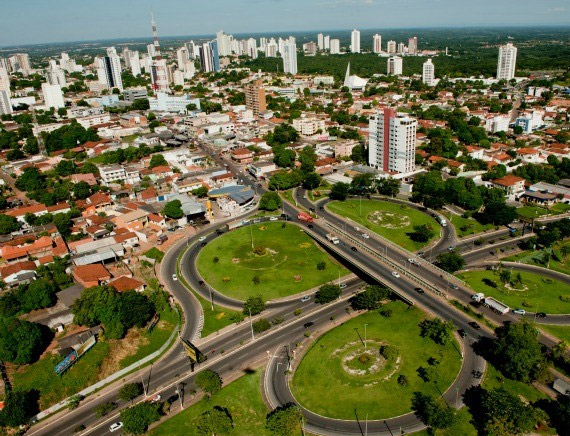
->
[319,206,324,210]
[167,227,176,232]
[458,329,467,338]
[512,308,526,315]
[253,218,261,223]
[303,321,314,328]
[391,271,400,278]
[536,312,547,318]
[340,283,347,289]
[198,280,205,286]
[172,274,178,281]
[167,394,179,404]
[448,246,455,251]
[109,422,123,432]
[269,216,279,221]
[303,195,307,199]
[351,246,358,252]
[201,242,207,247]
[417,251,425,257]
[468,321,481,330]
[198,236,206,242]
[215,229,224,235]
[362,233,369,239]
[308,224,313,229]
[300,296,311,302]
[449,284,459,290]
[354,226,360,231]
[415,287,425,294]
[309,207,315,212]
[242,219,251,224]
[150,394,162,403]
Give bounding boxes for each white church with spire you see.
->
[343,63,368,91]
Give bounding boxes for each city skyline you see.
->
[2,0,570,47]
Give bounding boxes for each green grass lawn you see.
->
[482,363,548,403]
[196,222,348,301]
[443,212,495,239]
[149,370,272,436]
[503,244,570,276]
[550,202,570,214]
[540,325,570,344]
[327,199,439,252]
[278,189,296,206]
[144,247,165,263]
[456,269,570,314]
[11,341,110,410]
[412,408,477,436]
[196,290,244,337]
[290,301,463,420]
[307,189,329,203]
[516,205,553,219]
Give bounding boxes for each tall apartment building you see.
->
[351,29,361,53]
[245,80,267,116]
[386,40,396,54]
[176,47,188,69]
[408,37,418,55]
[373,34,382,53]
[41,83,65,110]
[216,30,233,57]
[9,53,31,73]
[387,56,403,75]
[317,33,324,51]
[369,108,417,174]
[266,39,278,57]
[422,59,435,86]
[282,40,297,75]
[129,52,141,76]
[497,43,517,80]
[330,39,341,55]
[324,35,330,51]
[103,47,123,91]
[199,41,220,73]
[247,38,258,59]
[45,60,66,87]
[0,66,11,96]
[0,90,12,115]
[304,42,317,55]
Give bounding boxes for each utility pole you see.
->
[250,222,254,250]
[249,308,255,341]
[364,324,368,348]
[208,284,214,311]
[138,362,147,396]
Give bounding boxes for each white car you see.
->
[172,274,178,281]
[354,226,360,231]
[150,394,162,403]
[109,422,123,432]
[198,236,206,242]
[340,283,347,289]
[408,258,418,265]
[362,233,369,239]
[242,219,251,224]
[391,271,401,278]
[269,216,279,221]
[513,308,526,316]
[300,296,311,302]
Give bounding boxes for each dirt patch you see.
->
[368,210,410,229]
[98,329,149,378]
[232,258,240,263]
[298,242,312,249]
[293,275,302,282]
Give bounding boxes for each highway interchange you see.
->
[26,147,570,436]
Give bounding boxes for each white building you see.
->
[351,29,361,53]
[373,34,382,54]
[176,47,188,70]
[292,116,326,136]
[247,38,258,59]
[0,66,10,96]
[283,40,298,75]
[317,33,324,51]
[41,83,65,110]
[387,56,403,75]
[0,90,12,115]
[99,164,141,186]
[45,60,66,87]
[408,37,418,55]
[324,35,330,51]
[103,47,123,91]
[369,108,417,174]
[386,40,396,54]
[330,39,341,55]
[485,115,510,133]
[497,43,517,81]
[130,52,141,76]
[149,92,201,113]
[422,59,435,86]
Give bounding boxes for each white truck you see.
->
[437,216,447,227]
[484,297,510,315]
[326,233,340,244]
[471,293,485,303]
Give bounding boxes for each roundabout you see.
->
[289,301,463,420]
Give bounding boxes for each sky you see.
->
[2,0,570,46]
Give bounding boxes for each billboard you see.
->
[55,350,78,375]
[180,337,203,363]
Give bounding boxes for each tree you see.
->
[195,369,222,396]
[409,224,435,243]
[196,407,233,436]
[15,167,46,192]
[259,191,282,211]
[351,285,391,310]
[120,402,161,435]
[298,146,317,174]
[0,317,49,364]
[21,279,58,312]
[119,290,154,329]
[0,214,21,235]
[329,182,350,201]
[268,170,303,190]
[302,172,321,190]
[561,244,570,261]
[350,144,365,163]
[72,181,92,199]
[94,402,116,417]
[315,284,341,304]
[0,390,39,428]
[252,318,271,333]
[377,177,401,197]
[491,320,547,382]
[266,403,303,436]
[419,318,454,345]
[118,383,143,403]
[350,173,375,195]
[411,392,456,430]
[163,200,184,219]
[149,154,168,169]
[499,269,511,285]
[55,159,77,177]
[192,186,209,198]
[436,251,465,273]
[243,295,266,315]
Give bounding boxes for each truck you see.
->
[437,216,447,227]
[471,293,485,303]
[484,296,510,315]
[326,233,340,244]
[298,212,314,223]
[226,220,244,231]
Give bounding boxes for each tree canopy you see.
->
[195,369,222,396]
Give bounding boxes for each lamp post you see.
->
[249,308,255,341]
[364,324,368,348]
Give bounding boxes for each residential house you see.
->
[72,264,112,287]
[491,175,526,198]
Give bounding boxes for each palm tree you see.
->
[499,269,511,285]
[515,272,523,287]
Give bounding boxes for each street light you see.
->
[249,308,255,341]
[364,324,368,348]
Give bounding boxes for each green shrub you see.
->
[252,318,271,333]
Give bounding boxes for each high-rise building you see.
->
[45,60,66,87]
[130,52,141,76]
[304,42,317,55]
[9,53,31,74]
[324,35,330,51]
[247,38,258,59]
[369,108,417,174]
[199,41,220,73]
[408,37,418,55]
[422,59,435,86]
[266,39,278,57]
[497,43,517,80]
[185,41,197,59]
[282,40,297,75]
[397,42,406,54]
[317,33,324,51]
[150,16,170,93]
[122,47,132,68]
[147,44,156,58]
[60,52,77,73]
[0,66,11,97]
[387,56,403,75]
[0,90,12,115]
[41,83,65,109]
[373,34,382,54]
[386,40,396,54]
[177,47,189,70]
[103,47,124,91]
[245,80,267,116]
[351,29,360,53]
[330,39,341,55]
[216,30,234,57]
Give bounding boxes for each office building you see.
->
[245,80,267,116]
[387,56,403,75]
[199,41,220,73]
[373,34,382,53]
[324,35,330,51]
[45,60,66,87]
[103,47,123,91]
[386,40,396,54]
[408,37,418,55]
[351,29,360,53]
[422,59,435,86]
[317,33,324,51]
[42,83,65,110]
[0,90,12,115]
[369,108,417,174]
[497,43,517,80]
[330,39,340,55]
[9,53,31,74]
[283,39,297,75]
